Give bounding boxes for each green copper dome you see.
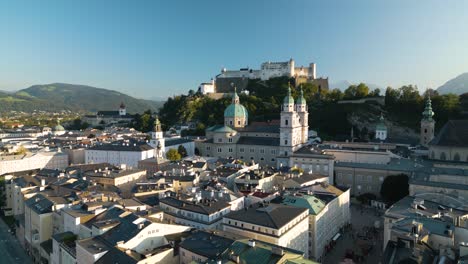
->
[224,103,248,118]
[283,86,294,105]
[224,88,248,119]
[422,96,434,121]
[296,88,306,105]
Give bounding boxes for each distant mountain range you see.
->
[0,83,164,113]
[330,80,382,91]
[437,72,468,95]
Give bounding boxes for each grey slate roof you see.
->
[237,136,280,146]
[159,197,230,215]
[89,142,153,152]
[430,120,468,147]
[224,204,307,229]
[165,137,193,147]
[237,124,280,134]
[25,194,55,214]
[179,230,234,258]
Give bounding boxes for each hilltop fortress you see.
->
[199,58,329,94]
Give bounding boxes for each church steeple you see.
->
[420,94,435,147]
[154,117,162,132]
[282,83,294,112]
[422,96,434,121]
[232,87,240,104]
[150,116,165,158]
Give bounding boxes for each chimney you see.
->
[271,246,284,256]
[248,239,255,247]
[460,242,468,258]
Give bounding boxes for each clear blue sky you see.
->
[1,0,467,99]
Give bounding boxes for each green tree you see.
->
[326,89,344,101]
[368,88,381,97]
[355,83,369,98]
[384,87,400,106]
[177,145,188,157]
[166,148,181,161]
[380,174,409,204]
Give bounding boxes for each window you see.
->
[238,121,241,125]
[218,138,222,143]
[260,149,265,154]
[217,148,222,153]
[230,121,233,125]
[228,138,233,143]
[285,119,289,126]
[228,148,233,153]
[440,152,447,160]
[240,148,244,152]
[284,140,288,145]
[271,149,276,155]
[250,148,254,153]
[454,153,460,161]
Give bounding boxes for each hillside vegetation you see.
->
[0,83,163,113]
[159,77,466,141]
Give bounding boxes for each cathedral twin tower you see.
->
[280,86,309,156]
[223,84,309,158]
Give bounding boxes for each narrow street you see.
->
[0,217,32,264]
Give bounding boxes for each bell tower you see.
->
[420,96,435,147]
[150,117,165,158]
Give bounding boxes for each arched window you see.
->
[285,119,289,126]
[454,153,460,161]
[440,152,447,161]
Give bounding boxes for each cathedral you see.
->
[196,86,332,172]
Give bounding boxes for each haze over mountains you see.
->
[437,72,468,95]
[330,80,382,91]
[0,83,163,113]
[331,72,468,95]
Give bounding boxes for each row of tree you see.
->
[139,77,468,138]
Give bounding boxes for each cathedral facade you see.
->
[196,87,333,174]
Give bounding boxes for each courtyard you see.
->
[323,202,385,264]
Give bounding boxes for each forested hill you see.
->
[0,83,163,113]
[158,77,467,141]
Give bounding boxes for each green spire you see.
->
[422,96,434,121]
[232,86,239,104]
[297,88,306,105]
[283,82,294,105]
